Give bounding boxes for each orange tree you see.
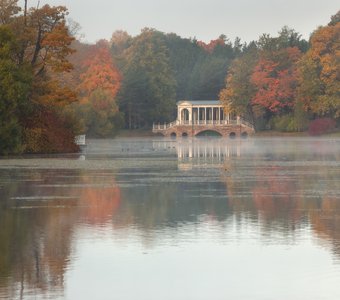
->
[73,40,122,137]
[298,17,340,120]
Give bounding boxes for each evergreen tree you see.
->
[119,29,176,128]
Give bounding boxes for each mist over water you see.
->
[1,137,340,300]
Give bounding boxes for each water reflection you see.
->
[0,138,340,299]
[152,138,243,170]
[152,138,242,159]
[0,169,120,299]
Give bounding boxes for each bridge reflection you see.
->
[152,138,247,169]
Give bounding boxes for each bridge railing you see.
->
[153,118,254,130]
[239,118,254,129]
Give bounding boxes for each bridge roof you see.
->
[177,100,221,106]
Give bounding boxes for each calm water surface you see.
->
[1,137,340,300]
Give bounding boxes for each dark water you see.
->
[1,137,340,300]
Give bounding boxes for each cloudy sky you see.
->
[21,0,339,43]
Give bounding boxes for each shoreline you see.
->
[116,129,340,138]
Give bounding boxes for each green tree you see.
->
[119,28,176,128]
[329,10,340,26]
[277,26,309,52]
[110,30,132,70]
[78,89,122,137]
[219,44,258,126]
[189,55,231,100]
[189,36,235,100]
[0,26,31,155]
[164,33,203,100]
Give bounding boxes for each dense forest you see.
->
[70,30,239,130]
[220,16,340,132]
[0,0,339,155]
[0,0,79,155]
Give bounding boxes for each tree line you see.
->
[220,15,339,132]
[61,9,340,133]
[0,0,339,155]
[71,29,239,130]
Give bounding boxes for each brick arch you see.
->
[195,129,223,137]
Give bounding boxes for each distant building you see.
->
[153,100,254,138]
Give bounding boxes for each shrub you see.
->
[308,118,336,136]
[271,115,296,132]
[23,108,80,153]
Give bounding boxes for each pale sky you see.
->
[21,0,339,43]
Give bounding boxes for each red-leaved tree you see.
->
[251,47,301,114]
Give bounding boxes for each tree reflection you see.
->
[223,141,340,256]
[1,138,340,298]
[0,169,120,299]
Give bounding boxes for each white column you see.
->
[204,107,207,125]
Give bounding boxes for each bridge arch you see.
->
[241,132,248,139]
[229,132,236,139]
[195,129,223,137]
[170,132,177,138]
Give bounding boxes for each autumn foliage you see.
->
[298,22,340,118]
[219,15,339,132]
[69,40,122,137]
[197,37,226,53]
[0,1,80,154]
[23,109,79,153]
[251,47,301,113]
[79,41,121,100]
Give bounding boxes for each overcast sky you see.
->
[22,0,339,43]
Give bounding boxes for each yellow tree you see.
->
[298,21,340,118]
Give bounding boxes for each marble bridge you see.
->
[152,100,255,138]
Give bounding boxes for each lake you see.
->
[1,137,340,300]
